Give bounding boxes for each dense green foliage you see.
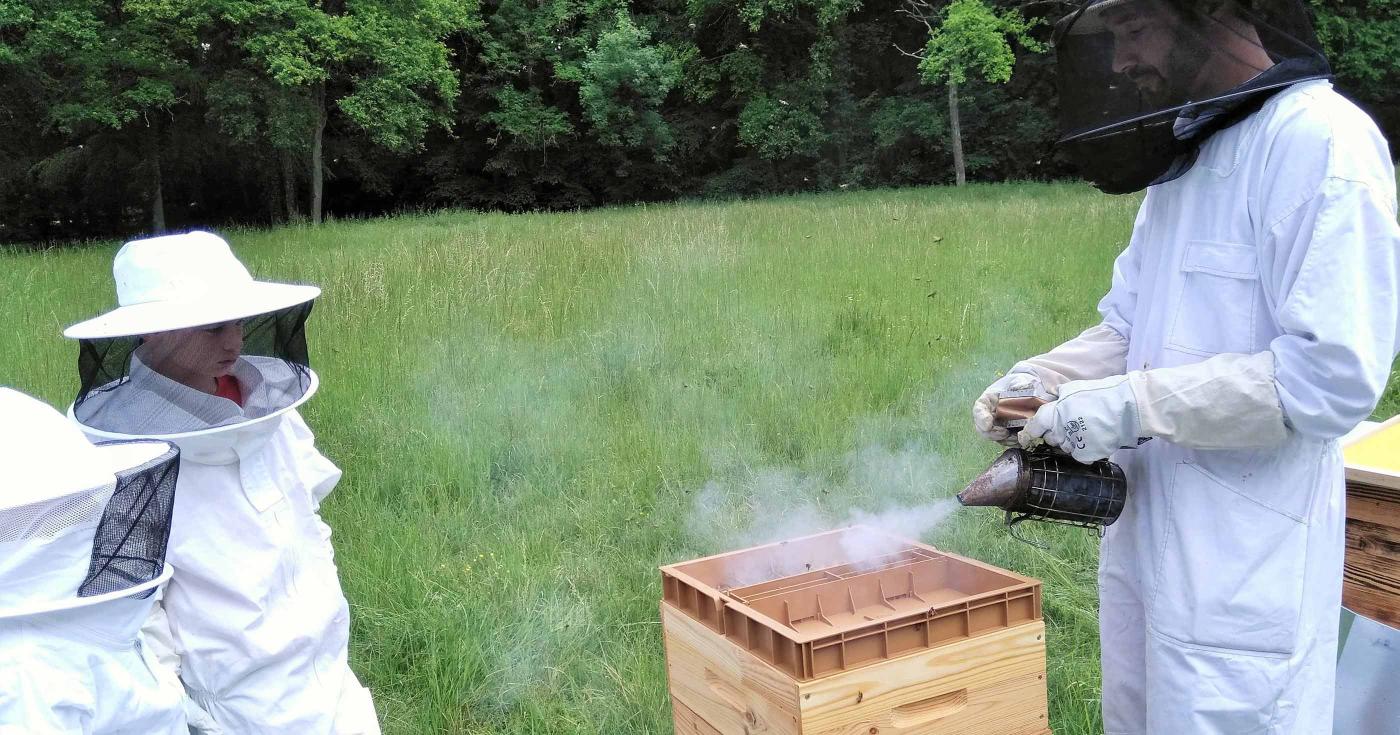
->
[1,0,1396,242]
[916,0,1040,87]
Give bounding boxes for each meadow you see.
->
[4,183,1397,734]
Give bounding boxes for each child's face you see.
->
[141,321,244,388]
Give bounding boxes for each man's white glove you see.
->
[973,371,1047,446]
[1021,374,1141,463]
[974,323,1132,446]
[1018,352,1289,461]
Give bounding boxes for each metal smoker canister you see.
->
[958,447,1128,540]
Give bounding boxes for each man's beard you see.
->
[1126,56,1201,108]
[1122,25,1211,109]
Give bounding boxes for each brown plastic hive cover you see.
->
[661,526,1042,679]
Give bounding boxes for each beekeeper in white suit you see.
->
[974,1,1400,732]
[0,387,186,734]
[62,231,379,734]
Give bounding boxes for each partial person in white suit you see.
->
[63,231,380,735]
[975,1,1400,732]
[0,387,187,734]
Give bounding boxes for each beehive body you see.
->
[1342,417,1400,627]
[660,528,1052,734]
[663,604,1050,734]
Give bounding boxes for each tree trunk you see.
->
[312,0,344,226]
[148,123,166,232]
[948,80,965,186]
[310,82,326,226]
[281,150,300,223]
[263,168,281,227]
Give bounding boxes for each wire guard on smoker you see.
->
[1006,449,1126,545]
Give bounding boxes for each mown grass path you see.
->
[5,183,1397,733]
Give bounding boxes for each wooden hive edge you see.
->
[663,601,1050,735]
[1342,516,1400,627]
[663,602,803,735]
[797,621,1049,735]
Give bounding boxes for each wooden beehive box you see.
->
[660,527,1051,735]
[1341,416,1400,627]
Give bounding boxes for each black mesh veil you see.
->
[1052,0,1330,193]
[79,441,179,598]
[73,301,314,426]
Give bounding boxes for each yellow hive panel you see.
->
[1344,420,1400,473]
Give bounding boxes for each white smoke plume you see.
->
[684,440,963,588]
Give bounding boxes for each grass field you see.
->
[4,183,1398,734]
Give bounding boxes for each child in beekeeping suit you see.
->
[62,231,380,734]
[0,387,186,733]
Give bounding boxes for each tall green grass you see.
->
[3,183,1396,734]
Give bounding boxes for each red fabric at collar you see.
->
[215,375,244,407]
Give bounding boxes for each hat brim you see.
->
[1059,0,1134,36]
[64,281,320,340]
[0,564,173,619]
[0,441,175,546]
[93,440,177,476]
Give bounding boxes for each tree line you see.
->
[1,0,1395,244]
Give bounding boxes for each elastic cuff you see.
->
[1007,364,1058,395]
[1126,370,1150,439]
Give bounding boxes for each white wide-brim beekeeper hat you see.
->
[0,388,179,618]
[64,230,320,340]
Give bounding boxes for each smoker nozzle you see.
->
[956,449,1027,508]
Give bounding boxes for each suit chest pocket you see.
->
[1167,241,1260,357]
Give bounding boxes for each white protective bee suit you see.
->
[0,388,187,735]
[989,79,1400,733]
[63,231,380,735]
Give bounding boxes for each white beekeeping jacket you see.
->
[1092,79,1399,734]
[71,356,378,734]
[0,596,187,734]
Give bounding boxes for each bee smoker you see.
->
[957,387,1130,543]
